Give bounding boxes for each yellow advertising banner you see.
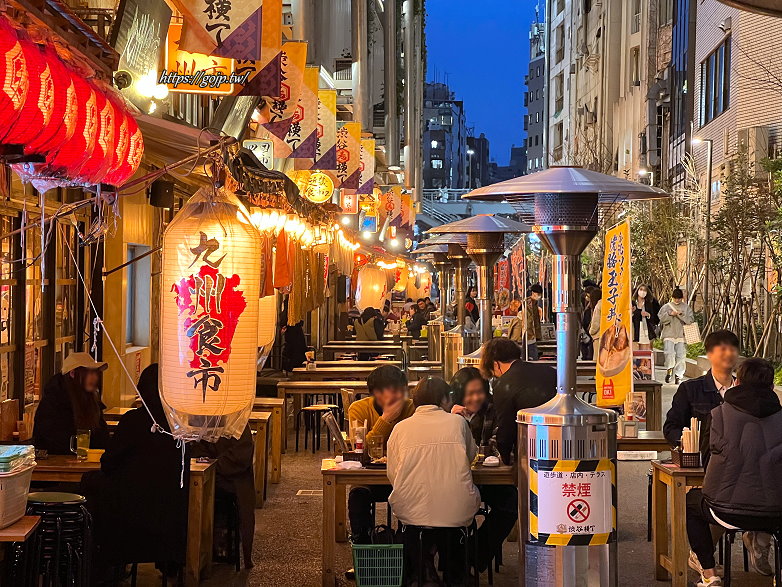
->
[596,221,633,407]
[357,138,376,194]
[285,65,319,158]
[335,122,361,189]
[314,89,337,170]
[165,22,236,95]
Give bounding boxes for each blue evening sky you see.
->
[425,1,538,166]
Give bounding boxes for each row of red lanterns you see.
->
[0,16,143,189]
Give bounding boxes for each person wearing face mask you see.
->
[481,338,556,465]
[658,288,695,384]
[632,284,660,350]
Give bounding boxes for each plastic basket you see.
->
[351,543,404,587]
[0,462,35,529]
[672,449,701,468]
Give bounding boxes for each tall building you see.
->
[545,0,575,165]
[422,82,469,189]
[524,8,547,173]
[466,133,491,188]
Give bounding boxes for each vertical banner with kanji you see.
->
[232,0,283,97]
[286,65,319,159]
[255,41,308,157]
[596,221,633,407]
[314,89,337,169]
[357,138,376,194]
[335,122,361,189]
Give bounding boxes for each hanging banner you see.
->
[335,122,361,189]
[386,185,403,226]
[286,65,319,158]
[510,240,527,299]
[596,221,633,408]
[165,22,236,95]
[243,138,273,168]
[495,259,511,311]
[231,0,283,97]
[314,89,337,170]
[357,138,375,194]
[400,192,414,228]
[257,41,308,156]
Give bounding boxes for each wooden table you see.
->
[616,430,670,452]
[249,411,271,508]
[0,515,41,584]
[576,377,663,431]
[321,464,516,587]
[323,343,428,361]
[0,515,40,542]
[253,397,284,479]
[300,360,441,368]
[290,365,443,382]
[652,460,705,586]
[536,360,598,377]
[32,456,216,587]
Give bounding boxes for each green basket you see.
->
[351,543,404,587]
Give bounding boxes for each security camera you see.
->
[719,17,732,33]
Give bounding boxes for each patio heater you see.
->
[413,244,452,363]
[464,167,668,587]
[428,214,530,368]
[419,232,477,379]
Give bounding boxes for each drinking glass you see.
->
[367,436,385,460]
[70,429,90,461]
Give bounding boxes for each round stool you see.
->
[26,492,91,586]
[297,404,340,453]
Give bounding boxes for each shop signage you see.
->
[243,139,273,168]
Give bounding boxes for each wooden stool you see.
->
[297,404,340,453]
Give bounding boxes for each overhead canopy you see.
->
[462,166,668,202]
[418,233,468,246]
[717,0,782,16]
[413,244,448,255]
[427,213,531,234]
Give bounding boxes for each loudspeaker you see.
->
[336,275,351,303]
[149,180,174,209]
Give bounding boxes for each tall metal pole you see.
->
[383,0,399,167]
[351,0,370,130]
[453,257,467,327]
[703,139,714,322]
[476,264,494,344]
[552,254,580,394]
[403,0,415,190]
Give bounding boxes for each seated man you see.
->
[347,365,414,543]
[686,358,782,586]
[388,377,480,586]
[482,338,556,464]
[663,330,739,446]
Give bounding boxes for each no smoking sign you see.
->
[567,499,590,523]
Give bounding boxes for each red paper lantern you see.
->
[0,19,25,139]
[103,113,142,187]
[101,101,130,183]
[46,74,98,177]
[75,89,115,183]
[25,45,74,156]
[2,37,47,146]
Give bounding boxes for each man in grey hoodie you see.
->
[658,288,695,384]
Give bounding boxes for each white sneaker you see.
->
[743,532,774,576]
[697,575,722,587]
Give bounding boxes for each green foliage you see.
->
[775,364,782,386]
[687,342,705,360]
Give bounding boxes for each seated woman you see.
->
[191,424,256,569]
[90,363,188,576]
[388,377,480,586]
[34,352,110,454]
[686,358,782,586]
[450,367,517,573]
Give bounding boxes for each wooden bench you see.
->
[248,411,272,508]
[253,397,284,482]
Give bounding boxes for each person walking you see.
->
[632,284,660,350]
[580,289,594,360]
[658,288,694,384]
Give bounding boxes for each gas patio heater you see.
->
[412,243,453,363]
[418,232,476,379]
[464,167,667,586]
[428,214,530,369]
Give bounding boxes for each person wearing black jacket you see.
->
[34,352,111,455]
[481,338,556,465]
[631,284,660,348]
[663,330,739,446]
[89,363,189,575]
[686,358,781,585]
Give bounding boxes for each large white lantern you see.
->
[160,187,262,441]
[355,264,388,311]
[257,294,277,347]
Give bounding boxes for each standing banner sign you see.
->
[596,221,633,407]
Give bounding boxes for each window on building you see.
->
[535,112,541,123]
[553,122,564,160]
[700,37,731,126]
[631,0,641,34]
[658,0,672,26]
[556,0,564,15]
[431,159,443,169]
[554,73,564,114]
[536,66,541,77]
[535,135,540,146]
[555,24,565,63]
[630,47,640,86]
[125,244,151,348]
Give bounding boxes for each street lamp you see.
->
[692,137,714,321]
[467,148,475,188]
[637,168,655,186]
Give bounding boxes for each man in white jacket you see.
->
[387,377,480,585]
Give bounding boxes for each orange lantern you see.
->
[355,264,388,311]
[159,187,262,440]
[0,19,26,139]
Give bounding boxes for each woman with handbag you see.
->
[632,284,661,350]
[658,288,695,384]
